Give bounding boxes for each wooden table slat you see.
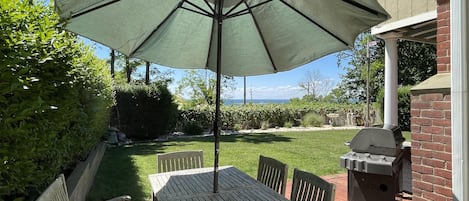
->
[149,166,289,201]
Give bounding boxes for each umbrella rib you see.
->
[223,0,245,17]
[129,1,184,57]
[342,0,381,16]
[278,0,349,47]
[243,1,277,72]
[203,0,215,14]
[183,0,214,17]
[226,0,272,19]
[181,6,213,17]
[226,12,250,19]
[70,0,120,19]
[205,11,217,69]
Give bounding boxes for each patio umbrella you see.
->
[54,0,389,192]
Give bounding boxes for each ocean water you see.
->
[223,99,290,105]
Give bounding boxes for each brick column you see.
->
[437,0,451,73]
[410,0,452,201]
[410,92,452,201]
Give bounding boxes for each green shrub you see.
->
[0,1,113,199]
[176,102,362,131]
[261,121,270,130]
[114,83,178,139]
[284,121,293,128]
[301,113,323,127]
[178,107,214,131]
[233,123,242,131]
[397,86,411,131]
[182,121,204,135]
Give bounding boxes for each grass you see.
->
[87,129,410,201]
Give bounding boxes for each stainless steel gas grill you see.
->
[340,125,411,201]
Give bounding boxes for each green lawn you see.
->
[87,129,410,201]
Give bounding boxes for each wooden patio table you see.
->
[148,166,289,201]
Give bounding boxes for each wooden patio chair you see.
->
[157,150,204,173]
[290,168,336,201]
[257,155,288,195]
[36,174,130,201]
[36,174,69,201]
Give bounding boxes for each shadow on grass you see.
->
[175,132,294,144]
[235,133,294,143]
[87,143,164,201]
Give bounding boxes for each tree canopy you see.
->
[176,70,236,107]
[106,51,174,85]
[336,32,436,103]
[298,69,334,101]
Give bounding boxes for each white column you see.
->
[451,1,469,200]
[381,33,401,127]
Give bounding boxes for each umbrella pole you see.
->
[213,61,221,194]
[213,0,224,194]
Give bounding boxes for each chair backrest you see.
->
[36,174,69,201]
[157,150,204,173]
[290,168,336,201]
[36,174,131,201]
[257,155,288,195]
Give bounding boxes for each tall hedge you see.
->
[397,86,411,131]
[0,1,114,200]
[114,83,178,139]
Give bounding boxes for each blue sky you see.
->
[89,41,345,100]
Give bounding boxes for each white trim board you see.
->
[371,10,437,35]
[451,1,469,201]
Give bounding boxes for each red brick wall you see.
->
[410,1,452,200]
[436,0,451,73]
[411,93,452,201]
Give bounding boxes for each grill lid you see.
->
[350,125,405,156]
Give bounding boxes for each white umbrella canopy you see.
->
[55,0,388,76]
[54,0,389,193]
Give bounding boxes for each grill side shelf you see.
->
[340,152,396,175]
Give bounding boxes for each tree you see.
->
[299,69,334,101]
[124,55,144,83]
[106,52,173,85]
[336,33,385,103]
[110,49,115,78]
[323,85,350,103]
[133,63,174,85]
[177,70,236,106]
[336,32,435,130]
[336,32,436,103]
[145,61,150,85]
[398,41,437,85]
[107,51,143,84]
